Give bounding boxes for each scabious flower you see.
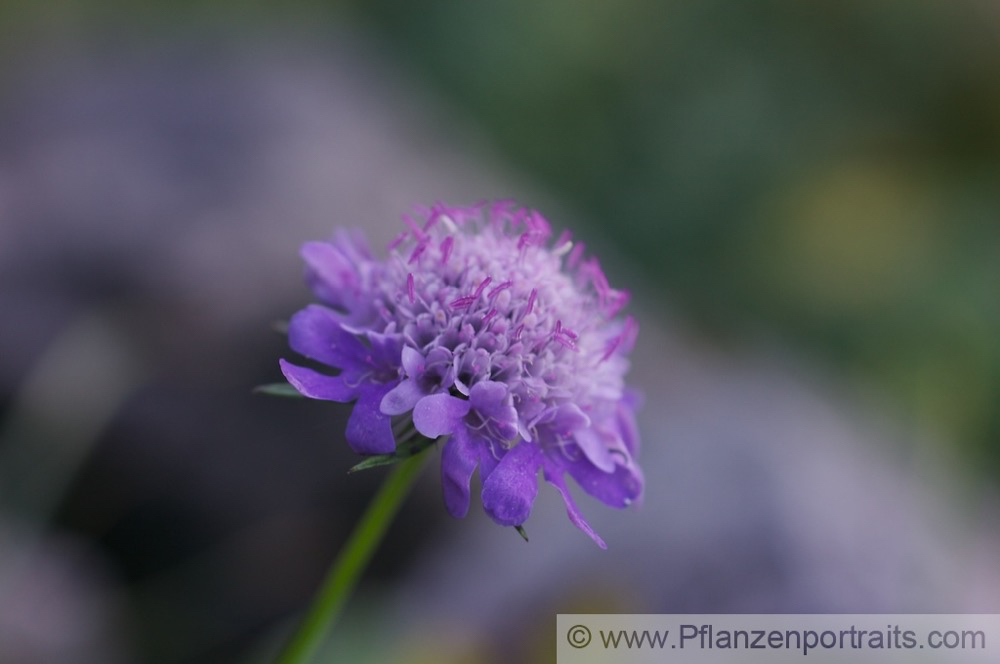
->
[279,201,642,548]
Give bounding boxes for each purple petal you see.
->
[478,440,501,482]
[380,379,424,416]
[481,443,541,526]
[279,359,357,402]
[287,305,366,370]
[617,391,642,456]
[346,382,397,454]
[542,466,607,549]
[401,346,424,378]
[551,402,591,435]
[563,453,644,509]
[365,330,403,373]
[452,346,488,396]
[440,426,484,518]
[332,228,373,261]
[469,381,516,424]
[412,393,470,438]
[301,241,358,307]
[516,420,534,443]
[573,427,616,473]
[469,380,506,408]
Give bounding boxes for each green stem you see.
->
[275,450,429,664]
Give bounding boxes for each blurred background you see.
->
[1,1,998,662]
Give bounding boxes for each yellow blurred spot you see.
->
[767,158,941,314]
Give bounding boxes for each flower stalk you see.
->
[275,448,429,664]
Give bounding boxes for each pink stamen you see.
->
[525,288,538,316]
[601,336,621,361]
[513,324,524,340]
[528,210,552,240]
[482,308,498,325]
[403,213,426,241]
[406,273,415,304]
[567,241,586,269]
[460,200,486,225]
[488,280,512,300]
[423,202,445,231]
[601,316,637,361]
[604,289,630,317]
[387,230,408,251]
[471,199,488,211]
[490,200,515,227]
[510,207,527,229]
[580,258,611,310]
[621,315,638,349]
[553,334,578,351]
[473,276,493,299]
[439,236,454,264]
[449,295,476,310]
[587,258,610,294]
[550,320,579,351]
[408,239,429,264]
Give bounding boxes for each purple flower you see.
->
[280,202,643,548]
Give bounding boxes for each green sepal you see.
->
[349,434,435,473]
[515,525,530,543]
[253,382,304,398]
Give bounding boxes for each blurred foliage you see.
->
[2,0,997,475]
[340,0,1000,476]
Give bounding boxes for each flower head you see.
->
[280,201,642,547]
